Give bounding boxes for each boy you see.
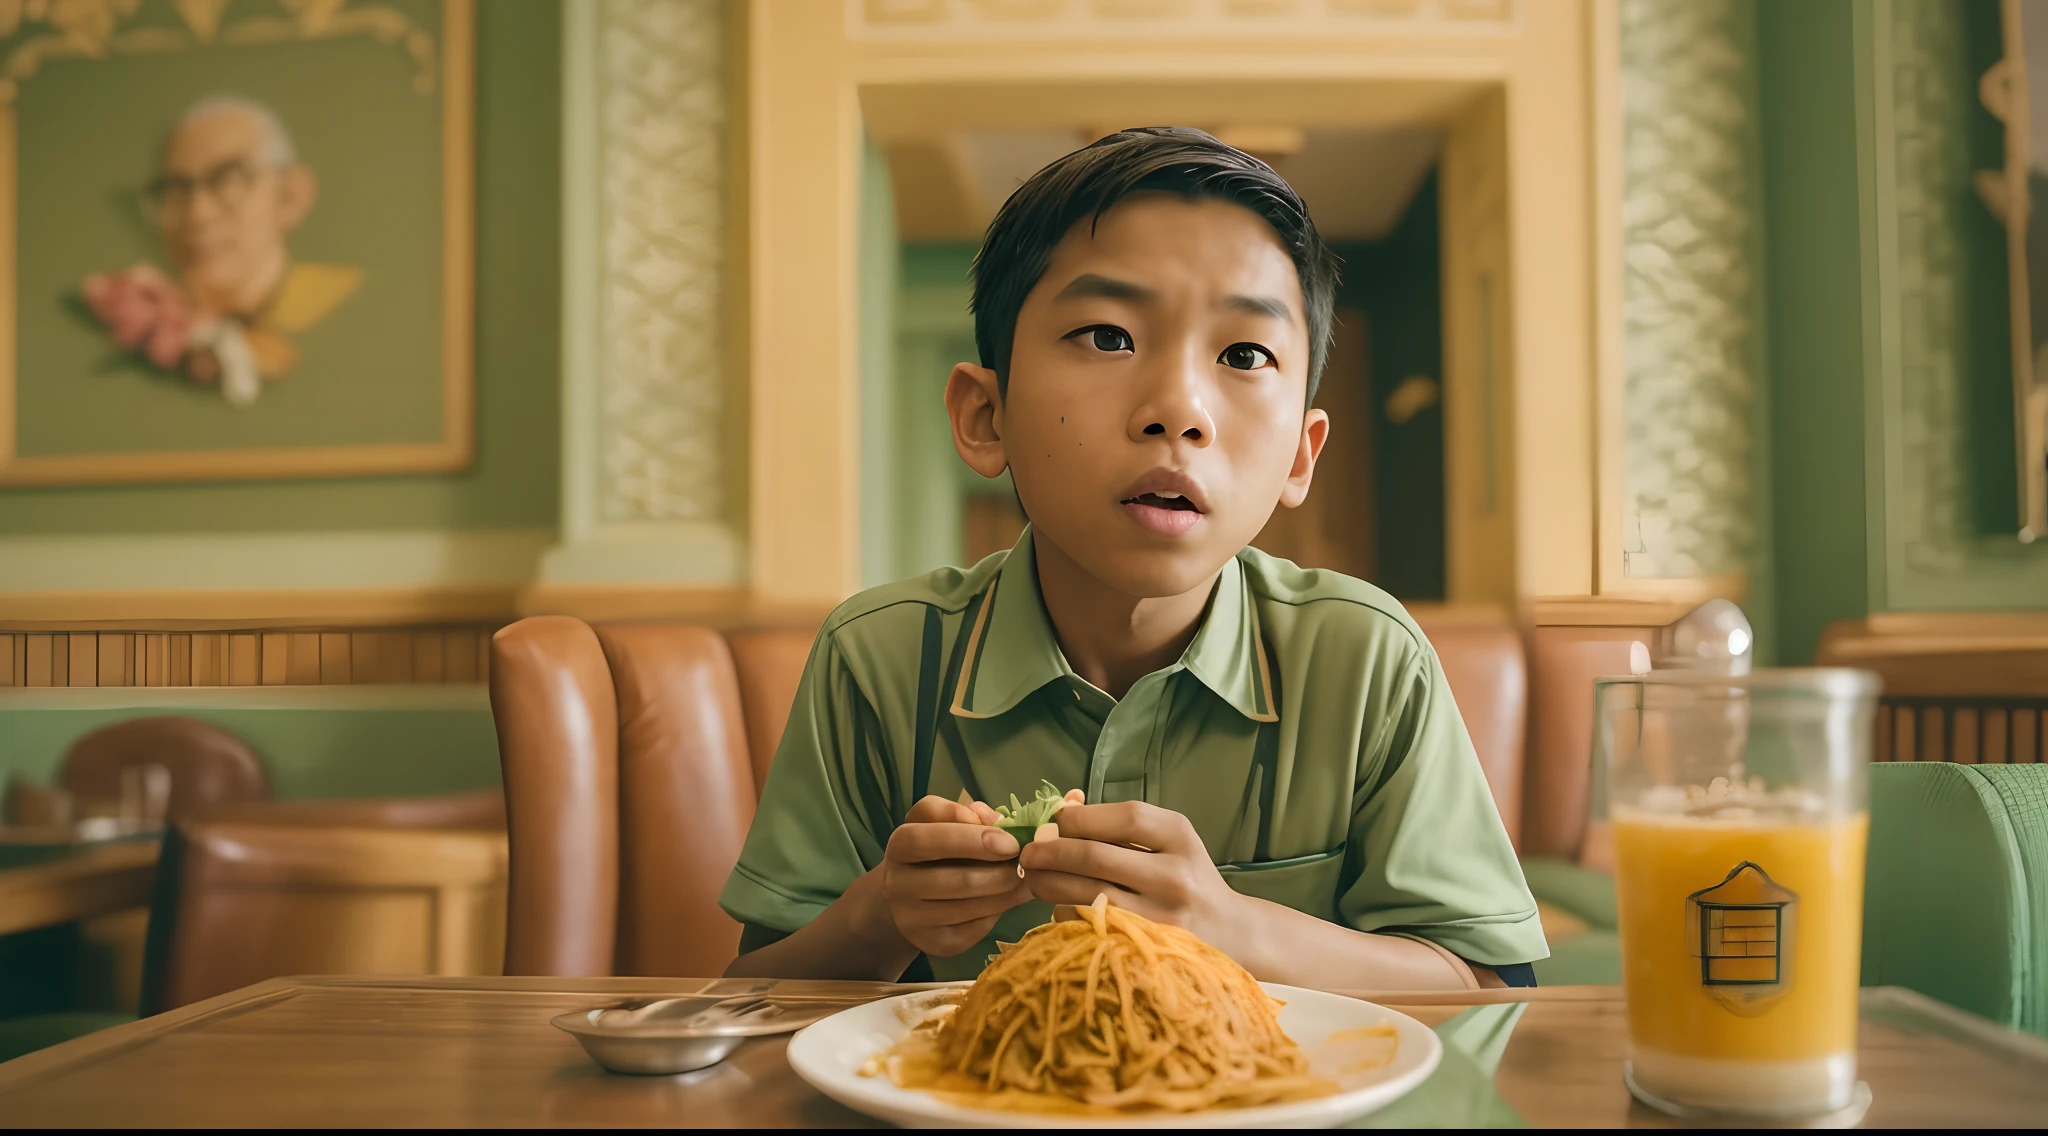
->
[720,128,1544,990]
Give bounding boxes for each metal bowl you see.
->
[554,1007,747,1075]
[551,994,836,1076]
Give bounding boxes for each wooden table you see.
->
[0,841,157,938]
[0,976,2041,1127]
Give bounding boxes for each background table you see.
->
[0,976,2041,1127]
[0,840,156,938]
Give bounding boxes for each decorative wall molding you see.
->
[1860,0,2048,608]
[595,0,729,527]
[0,0,439,104]
[847,0,1519,40]
[1617,0,1760,581]
[0,528,550,594]
[0,627,497,687]
[1533,593,1698,628]
[545,0,741,589]
[1886,0,1969,573]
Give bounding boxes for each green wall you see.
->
[1865,0,2048,610]
[0,687,500,800]
[863,233,1011,586]
[859,136,901,590]
[0,0,561,535]
[1761,0,2048,665]
[1760,0,1872,665]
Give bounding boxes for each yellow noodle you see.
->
[868,895,1338,1115]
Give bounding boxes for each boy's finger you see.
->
[1046,801,1197,853]
[904,794,979,826]
[900,882,1032,929]
[968,800,1002,826]
[887,820,1020,864]
[1020,867,1140,911]
[888,860,1023,900]
[1018,834,1166,891]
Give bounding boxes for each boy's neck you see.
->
[1030,533,1220,701]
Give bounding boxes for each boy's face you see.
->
[950,194,1327,599]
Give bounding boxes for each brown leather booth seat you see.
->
[141,789,509,1015]
[490,619,817,979]
[489,612,1540,979]
[63,716,271,820]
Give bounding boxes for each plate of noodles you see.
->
[786,897,1442,1128]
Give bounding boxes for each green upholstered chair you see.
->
[1522,762,2048,1040]
[1522,855,1622,987]
[1863,762,2047,1038]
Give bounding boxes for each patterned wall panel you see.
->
[1887,0,1969,570]
[596,0,730,525]
[847,0,1518,39]
[1618,0,1761,580]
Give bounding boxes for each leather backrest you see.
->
[489,617,619,977]
[193,788,505,830]
[726,628,817,794]
[62,716,270,819]
[145,817,506,1014]
[1525,626,1653,865]
[1414,618,1527,847]
[595,625,756,977]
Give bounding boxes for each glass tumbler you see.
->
[1592,668,1878,1119]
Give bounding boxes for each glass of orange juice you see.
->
[1592,668,1877,1120]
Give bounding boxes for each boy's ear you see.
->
[1276,408,1329,510]
[946,362,1010,479]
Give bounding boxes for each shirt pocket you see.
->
[1216,847,1345,925]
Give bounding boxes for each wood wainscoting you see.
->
[1873,698,2046,765]
[1817,613,2048,765]
[0,628,499,688]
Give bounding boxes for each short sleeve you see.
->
[1335,648,1549,967]
[718,629,900,933]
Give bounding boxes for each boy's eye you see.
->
[1065,325,1134,353]
[1219,342,1275,371]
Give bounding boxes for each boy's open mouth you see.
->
[1119,491,1204,536]
[1120,492,1199,512]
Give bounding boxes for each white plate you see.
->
[785,983,1442,1129]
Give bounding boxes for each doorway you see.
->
[861,124,1449,602]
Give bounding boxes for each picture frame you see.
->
[1977,0,2048,540]
[0,0,473,487]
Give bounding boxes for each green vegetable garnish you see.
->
[992,779,1068,832]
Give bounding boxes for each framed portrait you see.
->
[0,0,473,486]
[1980,0,2048,539]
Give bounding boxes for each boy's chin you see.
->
[1044,530,1239,601]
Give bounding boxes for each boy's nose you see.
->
[1141,420,1202,441]
[1129,369,1215,446]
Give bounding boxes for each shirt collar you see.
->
[949,528,1278,724]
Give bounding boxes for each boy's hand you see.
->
[1017,801,1249,952]
[879,795,1032,958]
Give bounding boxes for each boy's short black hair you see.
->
[970,126,1340,406]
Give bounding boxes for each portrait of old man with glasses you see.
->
[79,95,363,407]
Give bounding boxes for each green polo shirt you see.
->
[719,530,1545,980]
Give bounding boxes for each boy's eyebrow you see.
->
[1222,293,1294,321]
[1053,274,1154,304]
